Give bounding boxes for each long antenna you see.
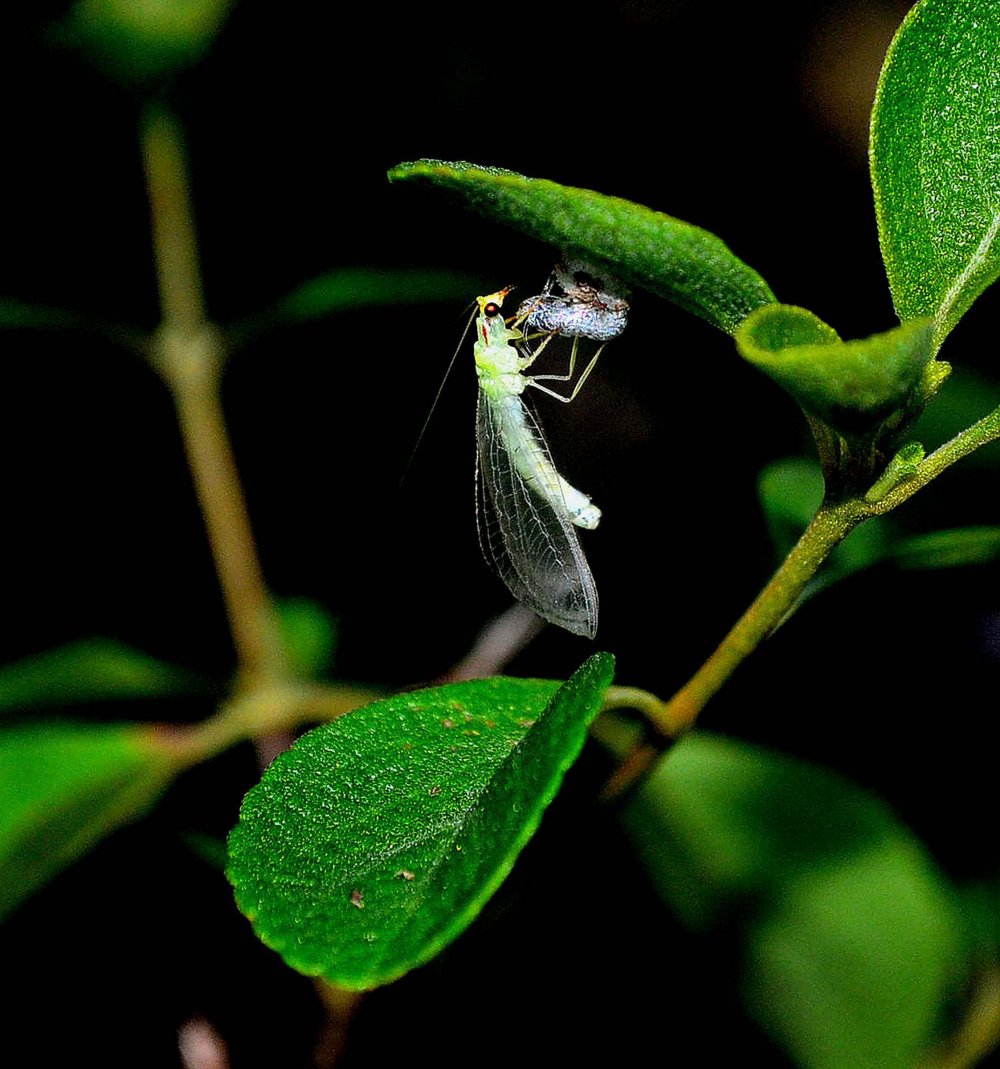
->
[398,299,477,487]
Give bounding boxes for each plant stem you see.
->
[869,403,1000,514]
[156,682,381,766]
[658,400,1000,737]
[140,103,284,688]
[663,497,865,731]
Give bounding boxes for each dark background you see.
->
[2,2,999,1066]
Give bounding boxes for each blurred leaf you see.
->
[228,652,614,990]
[913,367,1000,462]
[274,598,337,680]
[757,457,893,599]
[0,722,183,918]
[271,267,483,324]
[890,526,1000,570]
[53,0,234,85]
[746,849,962,1069]
[758,458,825,558]
[0,299,81,330]
[736,305,935,434]
[388,160,775,334]
[622,733,965,1069]
[0,639,204,717]
[181,830,229,871]
[871,0,1000,349]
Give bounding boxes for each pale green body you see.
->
[471,291,600,638]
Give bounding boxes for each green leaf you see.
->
[0,639,203,717]
[736,305,935,434]
[388,160,775,334]
[0,299,80,330]
[274,598,338,680]
[746,850,961,1069]
[622,734,965,1069]
[52,0,234,85]
[757,458,825,558]
[227,652,614,990]
[0,722,183,918]
[890,526,1000,570]
[271,268,484,324]
[871,0,1000,348]
[913,366,1000,462]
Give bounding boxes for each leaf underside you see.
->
[388,160,775,334]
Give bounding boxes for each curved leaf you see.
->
[227,653,614,990]
[0,722,182,918]
[736,304,935,433]
[388,160,775,334]
[871,0,1000,348]
[622,733,965,1069]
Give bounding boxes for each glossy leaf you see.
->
[227,652,614,990]
[0,722,182,918]
[0,638,203,717]
[871,0,1000,348]
[622,733,965,1069]
[388,160,775,334]
[736,304,935,433]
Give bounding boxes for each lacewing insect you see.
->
[472,287,607,637]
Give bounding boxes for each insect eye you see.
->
[573,271,600,289]
[484,302,502,317]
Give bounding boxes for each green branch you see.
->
[140,103,285,690]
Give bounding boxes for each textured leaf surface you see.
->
[623,734,964,1069]
[0,722,181,918]
[736,304,935,432]
[871,0,1000,347]
[227,653,614,989]
[388,160,775,334]
[0,638,202,717]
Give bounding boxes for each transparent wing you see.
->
[475,390,598,638]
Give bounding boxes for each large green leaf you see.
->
[0,722,183,918]
[0,638,203,717]
[736,304,935,434]
[227,653,614,990]
[622,734,965,1069]
[871,0,1000,348]
[388,160,775,334]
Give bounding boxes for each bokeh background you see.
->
[3,1,1000,1065]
